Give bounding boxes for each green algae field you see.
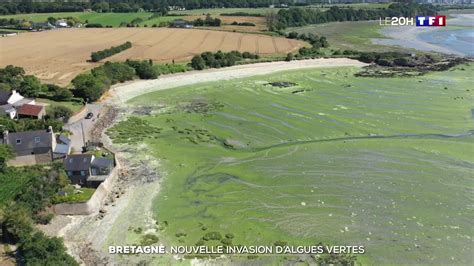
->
[108,64,474,264]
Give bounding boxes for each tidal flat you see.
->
[108,64,474,264]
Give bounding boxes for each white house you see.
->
[55,19,69,28]
[0,90,36,119]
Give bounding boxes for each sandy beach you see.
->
[106,58,368,104]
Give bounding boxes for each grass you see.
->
[36,98,84,114]
[108,63,473,264]
[0,12,179,27]
[169,7,278,16]
[52,186,95,204]
[0,168,34,206]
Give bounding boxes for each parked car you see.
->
[85,112,94,119]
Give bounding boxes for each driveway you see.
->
[63,103,102,153]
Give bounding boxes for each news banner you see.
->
[108,245,366,255]
[380,15,446,27]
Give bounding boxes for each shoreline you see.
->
[371,14,473,56]
[44,58,368,265]
[106,58,368,104]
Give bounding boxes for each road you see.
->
[63,103,102,153]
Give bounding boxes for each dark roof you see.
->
[58,134,71,145]
[0,104,14,112]
[0,90,11,105]
[63,154,93,171]
[17,104,44,116]
[6,129,53,152]
[91,157,113,168]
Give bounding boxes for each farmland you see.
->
[107,64,474,264]
[0,28,305,86]
[0,12,178,27]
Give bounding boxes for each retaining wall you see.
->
[53,159,120,215]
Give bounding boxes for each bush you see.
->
[47,85,73,101]
[91,61,135,84]
[191,55,206,70]
[85,23,103,28]
[230,21,256,26]
[191,51,259,70]
[49,106,73,121]
[90,41,132,62]
[285,53,294,62]
[126,60,158,79]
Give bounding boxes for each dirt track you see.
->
[0,28,305,86]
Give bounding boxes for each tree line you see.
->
[272,3,438,29]
[90,41,132,62]
[0,0,314,15]
[191,51,259,70]
[192,15,221,27]
[72,60,158,102]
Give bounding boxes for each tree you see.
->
[285,53,294,62]
[49,106,73,121]
[92,62,135,84]
[20,231,79,266]
[2,204,33,241]
[18,75,44,97]
[47,84,73,101]
[126,60,158,79]
[72,73,106,102]
[0,144,13,172]
[191,55,206,70]
[287,31,298,39]
[265,10,278,31]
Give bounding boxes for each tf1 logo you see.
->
[379,16,446,27]
[416,16,446,27]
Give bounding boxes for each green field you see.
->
[108,64,474,264]
[170,7,278,15]
[0,12,179,27]
[37,98,84,114]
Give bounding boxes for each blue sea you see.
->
[418,28,474,57]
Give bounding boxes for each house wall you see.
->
[67,170,90,186]
[53,160,120,215]
[7,91,23,105]
[7,110,16,119]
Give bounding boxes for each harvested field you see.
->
[0,28,306,86]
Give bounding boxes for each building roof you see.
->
[0,90,11,105]
[54,143,70,155]
[58,134,71,145]
[12,98,34,107]
[5,129,54,152]
[0,104,14,112]
[17,104,44,117]
[91,157,113,168]
[63,154,93,171]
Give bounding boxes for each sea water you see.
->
[418,28,474,57]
